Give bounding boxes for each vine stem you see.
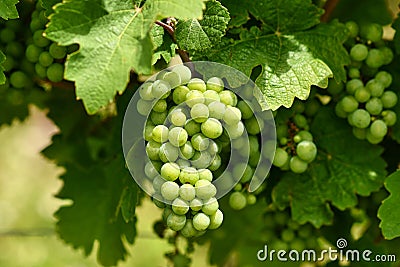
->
[321,0,340,22]
[155,20,191,63]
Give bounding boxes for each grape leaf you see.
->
[151,24,177,64]
[218,0,249,28]
[0,51,5,84]
[45,0,204,114]
[203,0,349,110]
[393,18,400,55]
[378,171,400,240]
[40,0,61,15]
[175,0,229,52]
[0,0,19,20]
[273,108,387,227]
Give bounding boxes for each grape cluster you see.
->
[138,64,256,236]
[269,101,318,174]
[332,22,397,144]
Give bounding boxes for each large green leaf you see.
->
[0,0,19,20]
[378,171,400,240]
[45,0,204,114]
[0,51,5,85]
[204,0,349,110]
[273,108,387,227]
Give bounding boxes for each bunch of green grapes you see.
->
[137,64,257,237]
[25,1,73,82]
[268,101,318,174]
[331,22,397,144]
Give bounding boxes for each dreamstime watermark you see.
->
[257,238,397,263]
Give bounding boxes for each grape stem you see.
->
[320,0,340,22]
[155,20,191,63]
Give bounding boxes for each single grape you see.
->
[190,198,203,211]
[180,219,198,238]
[195,179,217,200]
[191,151,213,169]
[184,119,201,136]
[136,99,153,116]
[49,43,67,59]
[352,127,367,140]
[244,116,262,135]
[172,198,189,215]
[348,68,360,79]
[327,80,344,95]
[139,82,154,100]
[208,101,226,119]
[366,79,384,97]
[168,127,188,147]
[152,125,169,143]
[304,98,321,117]
[379,46,394,65]
[161,181,180,200]
[188,78,206,92]
[170,110,187,126]
[293,114,308,128]
[146,140,161,160]
[208,209,223,229]
[360,23,383,42]
[160,162,181,181]
[350,44,368,61]
[375,71,392,88]
[350,109,371,128]
[185,90,205,107]
[293,130,313,143]
[380,91,397,109]
[206,77,224,92]
[171,64,192,84]
[366,49,384,69]
[346,79,363,95]
[159,142,179,162]
[281,229,295,242]
[366,130,383,144]
[369,120,387,138]
[225,121,245,139]
[172,85,189,104]
[152,80,170,99]
[33,30,50,47]
[179,141,195,159]
[273,148,289,168]
[198,169,213,182]
[382,110,397,126]
[150,110,168,125]
[179,184,196,201]
[191,133,210,151]
[145,161,159,179]
[179,167,199,185]
[365,97,383,115]
[25,44,42,63]
[176,159,190,168]
[229,192,247,210]
[223,106,242,125]
[289,156,308,173]
[340,95,359,113]
[10,71,29,88]
[237,100,253,119]
[167,212,186,231]
[193,212,210,231]
[47,63,64,82]
[201,118,223,139]
[354,87,371,103]
[202,198,219,215]
[345,21,359,38]
[247,194,257,205]
[219,90,237,106]
[203,90,220,105]
[296,141,317,163]
[162,71,181,88]
[152,99,167,112]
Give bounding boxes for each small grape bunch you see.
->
[332,21,397,144]
[137,64,258,237]
[268,103,317,174]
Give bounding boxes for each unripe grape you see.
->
[382,110,397,126]
[179,141,195,159]
[345,21,359,38]
[172,85,189,104]
[352,127,367,140]
[171,64,192,84]
[179,184,196,201]
[380,91,397,109]
[360,23,383,42]
[327,80,344,95]
[167,213,186,231]
[350,44,368,61]
[180,219,198,238]
[162,71,181,88]
[201,118,223,139]
[208,101,226,119]
[296,141,317,163]
[49,43,67,59]
[223,106,242,125]
[25,44,42,63]
[379,47,394,65]
[348,68,360,79]
[159,142,179,162]
[185,90,205,107]
[375,71,392,88]
[152,80,170,99]
[244,116,262,135]
[225,121,245,139]
[350,109,371,128]
[195,179,217,199]
[10,71,29,88]
[365,97,383,115]
[203,90,220,105]
[202,198,219,215]
[369,120,387,138]
[139,82,154,100]
[47,63,64,82]
[150,110,168,125]
[168,127,188,147]
[188,78,206,92]
[179,167,199,185]
[289,156,308,173]
[152,99,167,112]
[366,49,384,69]
[340,95,358,113]
[161,181,180,200]
[33,30,50,47]
[208,209,223,229]
[219,90,237,106]
[366,79,384,97]
[229,192,247,210]
[152,125,169,143]
[198,169,213,182]
[172,198,189,215]
[190,103,210,123]
[346,79,363,94]
[193,212,210,231]
[206,77,224,92]
[146,140,161,160]
[161,162,180,181]
[354,87,371,103]
[294,130,313,143]
[366,130,383,144]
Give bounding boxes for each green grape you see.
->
[195,179,217,200]
[348,68,360,79]
[49,43,67,59]
[185,90,205,107]
[152,125,169,143]
[208,209,223,229]
[180,219,198,238]
[352,127,367,140]
[168,127,188,147]
[188,78,206,92]
[272,148,289,168]
[247,194,257,205]
[198,169,213,182]
[191,151,212,169]
[289,156,308,173]
[237,100,253,119]
[172,198,189,215]
[379,46,394,65]
[206,77,224,92]
[162,207,173,222]
[382,110,397,126]
[193,213,210,231]
[366,49,384,69]
[159,142,179,162]
[146,140,161,160]
[179,141,195,159]
[152,80,170,99]
[208,101,226,119]
[170,110,186,127]
[2,56,15,72]
[201,118,223,139]
[350,44,368,61]
[139,82,154,100]
[191,133,209,151]
[365,97,383,115]
[0,28,15,43]
[340,95,359,113]
[345,21,359,38]
[223,106,241,125]
[190,198,203,211]
[150,110,168,125]
[161,162,181,181]
[176,159,190,168]
[202,198,219,215]
[203,90,220,105]
[179,167,199,185]
[219,90,237,106]
[152,99,167,112]
[10,71,29,89]
[293,130,313,143]
[366,79,384,97]
[161,181,180,200]
[179,184,196,201]
[6,42,24,58]
[296,141,317,163]
[293,114,308,128]
[171,64,192,84]
[375,71,392,88]
[350,109,371,128]
[167,213,186,231]
[229,192,247,210]
[346,79,363,94]
[354,87,371,103]
[172,85,189,104]
[207,140,219,155]
[225,121,245,139]
[25,44,42,63]
[47,63,64,82]
[292,101,306,113]
[145,161,159,179]
[366,130,383,144]
[380,91,397,109]
[369,120,387,138]
[184,119,201,136]
[304,98,320,117]
[281,229,295,242]
[327,80,344,95]
[360,23,383,42]
[33,30,50,47]
[244,116,262,135]
[162,71,181,88]
[136,99,152,116]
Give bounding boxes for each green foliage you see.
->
[0,0,19,20]
[0,51,5,84]
[378,171,400,239]
[151,24,177,64]
[393,17,400,55]
[45,0,204,114]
